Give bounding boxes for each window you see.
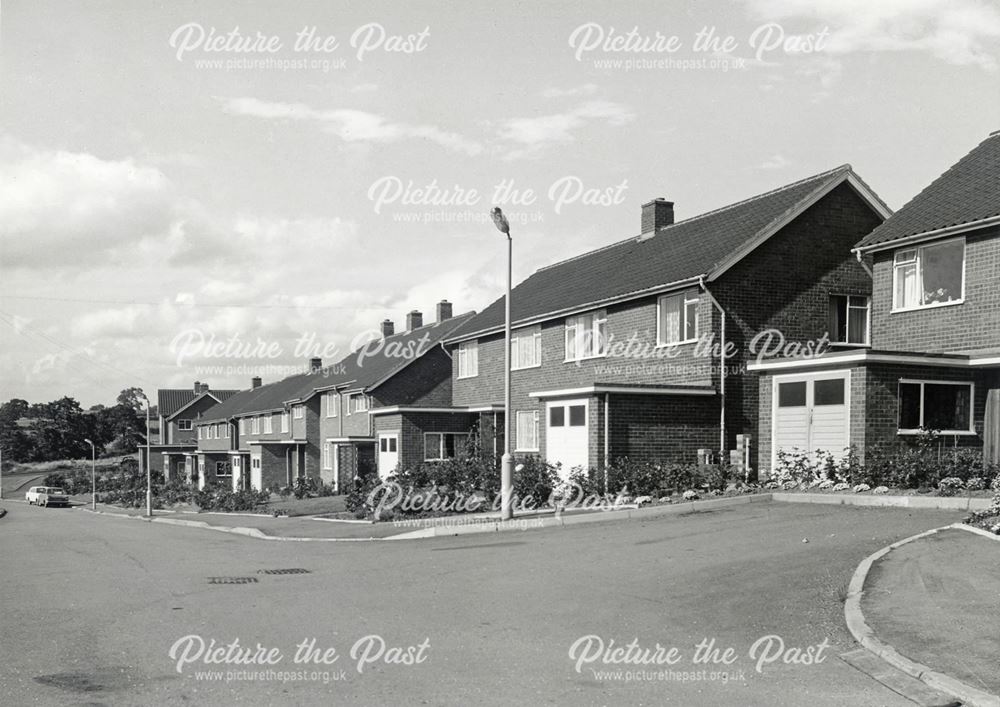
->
[213,424,220,439]
[350,394,370,413]
[238,419,246,436]
[224,424,229,438]
[326,391,337,417]
[197,427,203,439]
[456,340,479,378]
[565,310,607,361]
[550,406,565,427]
[281,412,289,433]
[658,289,699,345]
[251,457,261,470]
[777,381,807,407]
[568,405,586,426]
[829,295,870,345]
[893,239,965,310]
[177,419,192,431]
[516,411,539,451]
[263,415,272,434]
[898,380,973,434]
[198,458,205,474]
[424,432,469,461]
[511,326,542,370]
[379,437,398,453]
[251,417,260,435]
[293,405,304,419]
[814,378,845,406]
[215,461,232,477]
[323,442,332,470]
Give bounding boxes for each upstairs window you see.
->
[293,405,304,419]
[177,419,192,431]
[893,238,965,310]
[281,412,289,433]
[658,290,699,345]
[565,310,607,361]
[250,417,260,435]
[350,394,370,413]
[456,341,479,378]
[262,415,272,434]
[326,391,338,417]
[238,419,246,436]
[829,295,870,345]
[511,326,542,370]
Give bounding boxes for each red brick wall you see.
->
[870,226,1000,353]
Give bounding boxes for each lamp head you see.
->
[490,207,510,235]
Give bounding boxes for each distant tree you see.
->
[30,397,90,460]
[0,398,35,462]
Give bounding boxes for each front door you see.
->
[378,433,399,478]
[773,372,850,467]
[545,398,589,479]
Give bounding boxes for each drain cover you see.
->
[257,568,311,575]
[208,576,258,584]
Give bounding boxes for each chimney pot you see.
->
[200,383,210,394]
[193,381,201,394]
[641,198,674,234]
[436,300,453,322]
[251,376,262,389]
[309,357,322,372]
[406,310,423,331]
[380,319,395,338]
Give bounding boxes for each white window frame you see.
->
[897,379,976,435]
[197,427,202,440]
[215,461,232,477]
[281,412,289,433]
[262,415,272,434]
[251,416,260,435]
[891,237,966,312]
[238,418,246,436]
[511,326,542,370]
[564,310,608,362]
[456,340,479,379]
[293,405,304,419]
[323,442,333,470]
[177,419,192,431]
[515,410,540,452]
[224,423,230,439]
[829,294,871,346]
[657,289,699,346]
[350,394,370,414]
[423,432,469,462]
[326,391,338,417]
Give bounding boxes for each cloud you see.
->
[497,101,635,161]
[759,154,792,170]
[540,84,600,98]
[0,137,177,267]
[219,97,484,156]
[743,0,1000,69]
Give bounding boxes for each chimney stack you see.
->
[251,376,262,389]
[641,198,674,234]
[309,357,322,372]
[193,381,202,394]
[200,382,210,394]
[380,319,395,338]
[436,300,453,322]
[406,310,423,331]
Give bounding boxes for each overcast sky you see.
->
[1,0,999,407]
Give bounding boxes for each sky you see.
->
[1,0,999,407]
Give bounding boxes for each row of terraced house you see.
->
[148,132,999,492]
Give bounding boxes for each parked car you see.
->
[25,486,70,507]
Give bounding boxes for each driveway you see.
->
[0,499,964,705]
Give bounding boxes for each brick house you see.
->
[193,302,477,490]
[148,382,238,480]
[436,165,889,478]
[751,132,1000,476]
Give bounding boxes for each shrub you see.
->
[194,483,269,512]
[937,477,965,497]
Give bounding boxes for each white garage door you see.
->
[773,372,850,467]
[545,398,589,479]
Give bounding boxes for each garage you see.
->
[545,398,589,478]
[771,371,851,468]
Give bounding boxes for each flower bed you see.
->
[963,473,1000,535]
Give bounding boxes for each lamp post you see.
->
[84,438,96,510]
[137,391,152,517]
[490,207,514,521]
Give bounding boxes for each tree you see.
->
[0,399,35,462]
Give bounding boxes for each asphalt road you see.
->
[0,499,964,706]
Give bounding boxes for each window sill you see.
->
[563,354,607,364]
[897,429,977,436]
[891,299,965,314]
[829,341,870,348]
[655,339,698,348]
[511,364,542,371]
[515,448,539,453]
[456,374,478,380]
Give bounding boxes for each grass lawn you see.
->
[258,494,349,517]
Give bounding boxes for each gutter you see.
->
[853,214,1000,255]
[854,249,874,278]
[700,277,727,456]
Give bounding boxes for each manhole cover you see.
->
[257,568,311,575]
[208,576,258,584]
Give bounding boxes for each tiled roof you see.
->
[447,165,884,341]
[857,131,1000,250]
[156,389,239,418]
[197,312,476,423]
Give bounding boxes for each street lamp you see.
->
[136,391,152,517]
[490,206,514,521]
[84,438,96,511]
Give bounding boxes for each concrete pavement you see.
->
[0,498,970,706]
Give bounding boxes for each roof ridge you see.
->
[535,164,852,274]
